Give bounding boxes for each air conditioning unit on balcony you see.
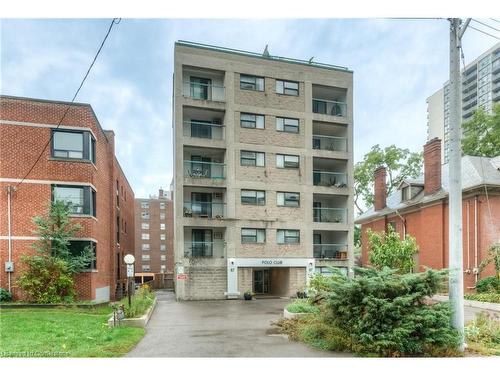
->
[214,232,223,239]
[213,192,222,199]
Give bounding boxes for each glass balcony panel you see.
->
[313,244,348,259]
[184,241,225,258]
[183,121,224,140]
[183,202,226,218]
[312,135,347,152]
[183,82,225,102]
[184,160,225,179]
[313,208,347,223]
[312,99,347,117]
[313,171,347,188]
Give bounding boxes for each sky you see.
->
[0,18,498,198]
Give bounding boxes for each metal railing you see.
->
[312,135,347,152]
[313,171,347,188]
[313,244,348,260]
[183,121,224,140]
[492,58,500,74]
[184,241,225,258]
[313,207,347,223]
[183,201,226,218]
[184,160,225,179]
[183,81,225,102]
[312,98,347,117]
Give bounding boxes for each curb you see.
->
[432,295,500,312]
[283,308,312,319]
[108,298,157,328]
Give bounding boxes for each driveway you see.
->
[127,290,346,357]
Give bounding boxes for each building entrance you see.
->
[253,269,270,294]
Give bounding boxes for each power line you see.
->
[472,18,500,33]
[490,19,500,25]
[468,25,500,40]
[15,18,121,189]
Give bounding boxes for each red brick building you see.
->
[356,138,500,291]
[134,188,174,288]
[0,96,135,302]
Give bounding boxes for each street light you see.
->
[124,254,135,308]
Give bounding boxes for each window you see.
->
[241,190,266,205]
[276,117,299,133]
[52,130,96,163]
[161,255,166,261]
[160,244,166,251]
[277,229,300,244]
[52,185,96,217]
[240,75,264,91]
[277,192,300,207]
[275,80,299,96]
[160,223,166,230]
[141,212,150,220]
[160,202,166,210]
[240,113,265,129]
[142,265,151,272]
[240,151,265,167]
[141,202,149,209]
[142,243,150,251]
[161,265,166,273]
[276,154,299,169]
[161,234,166,241]
[241,228,266,244]
[69,240,96,270]
[141,223,149,230]
[402,186,410,201]
[160,213,166,220]
[142,254,150,261]
[142,233,150,240]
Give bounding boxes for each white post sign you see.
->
[126,264,134,278]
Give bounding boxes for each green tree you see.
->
[462,104,500,158]
[17,201,95,303]
[367,226,419,274]
[479,242,500,279]
[354,145,423,214]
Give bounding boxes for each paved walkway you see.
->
[127,290,347,357]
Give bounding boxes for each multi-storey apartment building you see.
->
[427,42,500,163]
[173,41,354,300]
[134,188,174,287]
[0,96,135,302]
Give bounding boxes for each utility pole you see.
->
[448,17,470,351]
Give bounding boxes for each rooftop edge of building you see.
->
[175,40,352,74]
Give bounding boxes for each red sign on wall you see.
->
[177,273,188,280]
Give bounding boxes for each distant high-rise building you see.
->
[427,42,500,164]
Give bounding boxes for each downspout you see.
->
[474,195,479,284]
[466,201,470,274]
[394,209,406,238]
[7,186,13,293]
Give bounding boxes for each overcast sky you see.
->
[1,18,498,198]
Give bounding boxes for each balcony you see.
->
[183,201,226,219]
[462,96,478,111]
[183,81,225,102]
[312,99,347,117]
[313,171,347,188]
[313,244,348,260]
[184,241,225,258]
[184,160,225,179]
[312,134,347,152]
[313,207,347,223]
[183,121,224,140]
[493,58,500,74]
[462,79,477,94]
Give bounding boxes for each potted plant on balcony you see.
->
[243,290,253,301]
[340,251,347,260]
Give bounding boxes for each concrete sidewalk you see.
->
[127,291,348,357]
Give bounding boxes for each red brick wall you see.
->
[423,138,442,195]
[360,192,500,292]
[0,96,134,301]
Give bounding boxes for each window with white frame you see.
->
[141,222,149,230]
[275,80,299,96]
[141,201,149,209]
[161,255,166,261]
[240,150,265,167]
[160,202,166,210]
[141,212,150,220]
[142,243,150,251]
[276,117,299,133]
[240,74,264,91]
[142,233,150,240]
[160,213,166,220]
[241,228,266,244]
[277,229,300,244]
[241,190,265,205]
[142,265,151,271]
[160,265,166,273]
[142,254,150,261]
[160,223,166,230]
[276,154,299,169]
[160,244,166,251]
[276,192,300,207]
[160,234,166,241]
[240,113,265,129]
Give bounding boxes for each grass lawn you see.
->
[0,306,145,357]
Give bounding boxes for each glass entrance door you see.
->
[253,269,270,294]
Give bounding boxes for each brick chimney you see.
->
[374,166,387,211]
[423,138,442,195]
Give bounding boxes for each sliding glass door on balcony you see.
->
[190,77,211,100]
[191,193,211,217]
[191,229,213,257]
